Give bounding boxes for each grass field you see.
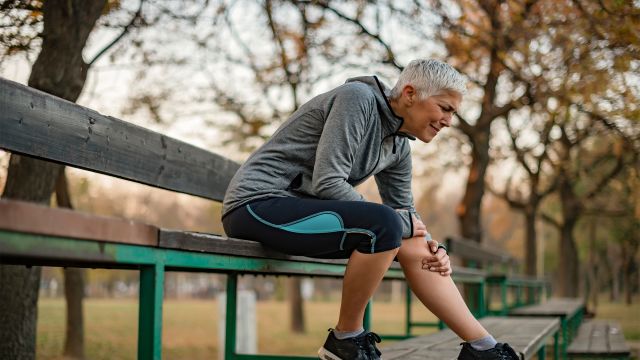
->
[36,294,639,359]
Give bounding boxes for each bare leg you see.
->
[397,235,489,341]
[336,248,400,331]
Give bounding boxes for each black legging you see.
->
[222,196,404,259]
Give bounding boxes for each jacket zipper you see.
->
[353,132,395,183]
[353,75,405,183]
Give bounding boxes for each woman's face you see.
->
[396,88,462,143]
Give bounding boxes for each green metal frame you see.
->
[485,276,549,316]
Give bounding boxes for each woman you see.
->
[222,59,519,360]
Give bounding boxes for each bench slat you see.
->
[159,229,350,265]
[0,199,157,246]
[382,316,559,360]
[567,320,631,356]
[509,298,584,318]
[0,78,240,201]
[159,230,488,280]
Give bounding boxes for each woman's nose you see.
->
[440,114,452,127]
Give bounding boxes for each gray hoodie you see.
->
[222,76,420,238]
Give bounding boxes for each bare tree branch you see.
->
[88,0,145,66]
[309,0,402,70]
[541,212,561,230]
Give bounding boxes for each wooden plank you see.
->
[159,229,488,280]
[567,320,631,356]
[568,320,593,353]
[382,316,559,360]
[607,321,631,354]
[0,78,240,201]
[160,230,351,265]
[509,298,584,318]
[0,199,157,246]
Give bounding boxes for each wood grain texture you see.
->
[382,316,559,360]
[158,230,487,278]
[0,199,157,246]
[509,298,585,318]
[567,320,631,357]
[0,78,240,201]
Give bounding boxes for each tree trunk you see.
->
[587,220,599,310]
[289,278,305,333]
[555,176,581,297]
[63,268,86,359]
[457,130,490,243]
[524,211,537,277]
[558,218,580,297]
[607,244,622,302]
[457,129,490,310]
[622,239,638,305]
[56,171,86,359]
[0,1,106,358]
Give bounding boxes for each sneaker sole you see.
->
[317,347,343,360]
[317,346,383,360]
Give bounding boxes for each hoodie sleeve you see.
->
[310,84,374,201]
[374,140,421,238]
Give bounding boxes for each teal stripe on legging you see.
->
[245,205,378,253]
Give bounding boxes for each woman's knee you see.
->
[369,204,403,251]
[397,236,431,264]
[374,205,404,238]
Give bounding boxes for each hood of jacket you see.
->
[344,75,416,141]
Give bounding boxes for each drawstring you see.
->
[392,136,397,154]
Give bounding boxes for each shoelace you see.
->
[363,332,382,357]
[495,343,519,360]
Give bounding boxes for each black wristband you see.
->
[437,244,447,252]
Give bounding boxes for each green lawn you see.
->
[36,297,440,359]
[36,294,639,359]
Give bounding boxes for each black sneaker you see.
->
[318,328,382,360]
[457,342,520,360]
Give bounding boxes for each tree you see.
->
[54,171,87,358]
[540,108,633,297]
[489,111,557,278]
[0,1,107,357]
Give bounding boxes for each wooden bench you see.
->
[567,320,631,360]
[382,316,560,360]
[510,298,586,360]
[0,77,496,359]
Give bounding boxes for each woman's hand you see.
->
[412,215,452,277]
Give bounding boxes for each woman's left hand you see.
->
[423,239,452,276]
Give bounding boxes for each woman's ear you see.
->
[403,85,416,106]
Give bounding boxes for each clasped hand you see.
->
[411,215,452,276]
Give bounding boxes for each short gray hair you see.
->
[389,59,467,100]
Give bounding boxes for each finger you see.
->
[422,251,448,265]
[422,258,449,272]
[423,256,450,270]
[413,229,428,237]
[428,259,450,272]
[425,239,438,253]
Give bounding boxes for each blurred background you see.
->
[0,0,638,359]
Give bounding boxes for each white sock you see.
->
[469,334,498,351]
[333,327,365,340]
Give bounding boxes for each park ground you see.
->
[37,293,639,360]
